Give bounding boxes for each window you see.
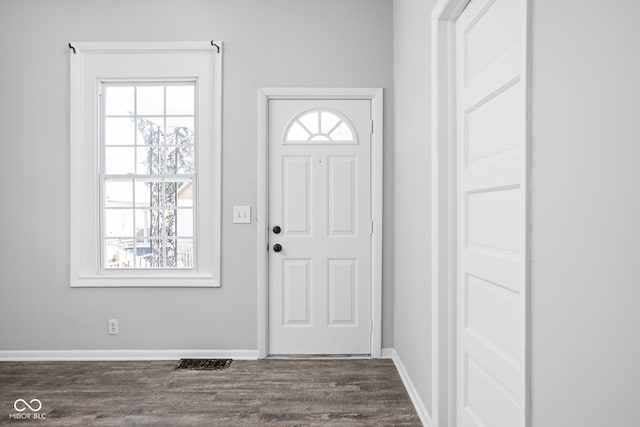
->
[284,109,355,143]
[102,83,196,270]
[70,42,222,287]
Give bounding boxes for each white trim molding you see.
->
[256,88,384,359]
[430,1,532,426]
[430,3,463,425]
[69,41,223,288]
[0,349,258,362]
[383,348,432,427]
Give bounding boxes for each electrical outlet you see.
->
[108,319,119,335]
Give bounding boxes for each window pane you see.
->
[163,182,178,207]
[134,179,152,206]
[166,146,194,174]
[176,209,193,237]
[105,86,134,116]
[286,122,310,141]
[310,135,330,141]
[148,239,165,267]
[136,146,165,174]
[105,147,135,174]
[136,117,164,146]
[110,239,160,268]
[135,179,162,207]
[299,111,319,134]
[135,209,151,237]
[162,179,191,205]
[105,118,135,146]
[136,86,164,115]
[166,85,194,115]
[176,180,193,207]
[105,209,133,237]
[166,117,194,145]
[105,239,134,268]
[329,122,354,141]
[176,239,194,268]
[104,179,133,207]
[133,239,157,268]
[148,210,164,238]
[165,238,178,267]
[320,111,341,134]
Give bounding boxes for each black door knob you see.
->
[273,244,283,252]
[273,225,282,234]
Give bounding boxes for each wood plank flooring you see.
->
[0,359,421,426]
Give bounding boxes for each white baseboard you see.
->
[0,349,259,361]
[382,348,432,427]
[381,347,396,359]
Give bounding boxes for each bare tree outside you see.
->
[136,117,194,268]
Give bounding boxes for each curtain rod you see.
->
[68,41,221,54]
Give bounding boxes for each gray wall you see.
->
[393,0,435,415]
[0,0,395,351]
[531,1,640,425]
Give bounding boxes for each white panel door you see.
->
[457,0,528,426]
[268,99,372,355]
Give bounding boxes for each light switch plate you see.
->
[233,205,251,224]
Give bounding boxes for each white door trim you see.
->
[430,1,532,426]
[257,87,383,359]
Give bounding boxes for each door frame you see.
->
[256,87,384,358]
[430,1,532,426]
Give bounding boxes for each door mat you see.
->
[175,359,232,370]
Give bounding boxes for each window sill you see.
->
[70,274,219,288]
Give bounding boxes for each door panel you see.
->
[465,0,521,83]
[269,99,372,355]
[283,259,312,325]
[466,188,521,252]
[283,157,312,235]
[464,355,520,427]
[328,156,357,235]
[465,274,520,360]
[328,259,357,325]
[457,0,527,426]
[466,83,521,165]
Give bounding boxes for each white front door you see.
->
[268,99,372,355]
[457,0,528,426]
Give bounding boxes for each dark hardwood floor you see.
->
[0,359,421,426]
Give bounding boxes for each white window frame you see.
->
[70,41,222,287]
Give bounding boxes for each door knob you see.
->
[273,225,282,234]
[273,244,283,253]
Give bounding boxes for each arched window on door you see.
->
[284,109,356,143]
